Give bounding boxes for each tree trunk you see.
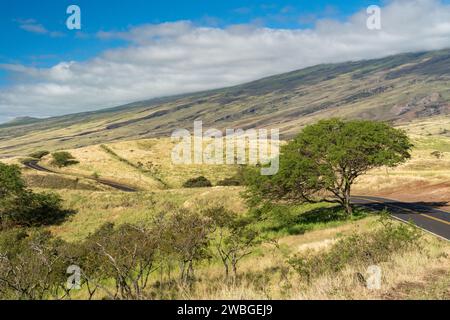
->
[344,200,353,216]
[223,262,229,280]
[343,185,353,216]
[231,260,238,284]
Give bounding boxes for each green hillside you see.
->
[1,49,450,156]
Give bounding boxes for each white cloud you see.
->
[2,0,450,122]
[15,18,65,38]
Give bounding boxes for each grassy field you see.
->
[352,116,450,209]
[29,138,242,190]
[1,116,449,300]
[184,220,450,300]
[63,212,450,300]
[6,115,448,196]
[49,187,245,242]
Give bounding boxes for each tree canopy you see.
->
[245,119,412,215]
[0,163,25,198]
[0,163,72,229]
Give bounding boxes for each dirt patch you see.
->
[366,180,450,212]
[382,268,450,300]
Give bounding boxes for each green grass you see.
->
[49,187,246,242]
[413,136,450,152]
[251,202,370,238]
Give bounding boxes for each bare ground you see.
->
[360,181,450,212]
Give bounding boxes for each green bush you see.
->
[216,178,241,186]
[0,229,68,300]
[182,176,212,188]
[0,163,25,197]
[288,216,421,283]
[51,151,79,168]
[0,190,74,228]
[28,150,50,159]
[0,163,73,229]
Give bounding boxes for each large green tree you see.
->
[246,119,412,215]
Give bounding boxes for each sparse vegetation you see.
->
[0,206,446,300]
[100,144,168,188]
[288,214,421,283]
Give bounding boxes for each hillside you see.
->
[1,49,450,156]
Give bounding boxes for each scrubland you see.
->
[0,117,449,300]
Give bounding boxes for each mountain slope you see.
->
[1,49,450,156]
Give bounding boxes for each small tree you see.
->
[85,223,159,300]
[205,207,261,282]
[0,230,69,300]
[162,209,213,283]
[51,152,79,168]
[246,119,412,216]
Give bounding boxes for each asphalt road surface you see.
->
[23,160,137,192]
[352,195,450,241]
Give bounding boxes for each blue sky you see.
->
[1,0,450,122]
[0,0,381,72]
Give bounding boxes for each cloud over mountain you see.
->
[1,0,450,122]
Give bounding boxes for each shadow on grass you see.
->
[261,205,369,236]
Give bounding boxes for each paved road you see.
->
[23,160,138,192]
[352,195,450,241]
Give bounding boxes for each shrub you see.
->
[0,163,25,197]
[0,163,73,230]
[51,152,79,168]
[288,216,421,283]
[0,190,74,228]
[0,229,69,300]
[28,150,50,159]
[159,209,214,283]
[216,178,241,186]
[84,223,159,299]
[182,176,212,188]
[205,206,261,281]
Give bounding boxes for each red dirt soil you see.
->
[364,181,450,212]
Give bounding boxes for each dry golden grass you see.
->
[353,118,450,209]
[49,186,246,242]
[1,117,449,300]
[186,219,450,300]
[33,138,244,190]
